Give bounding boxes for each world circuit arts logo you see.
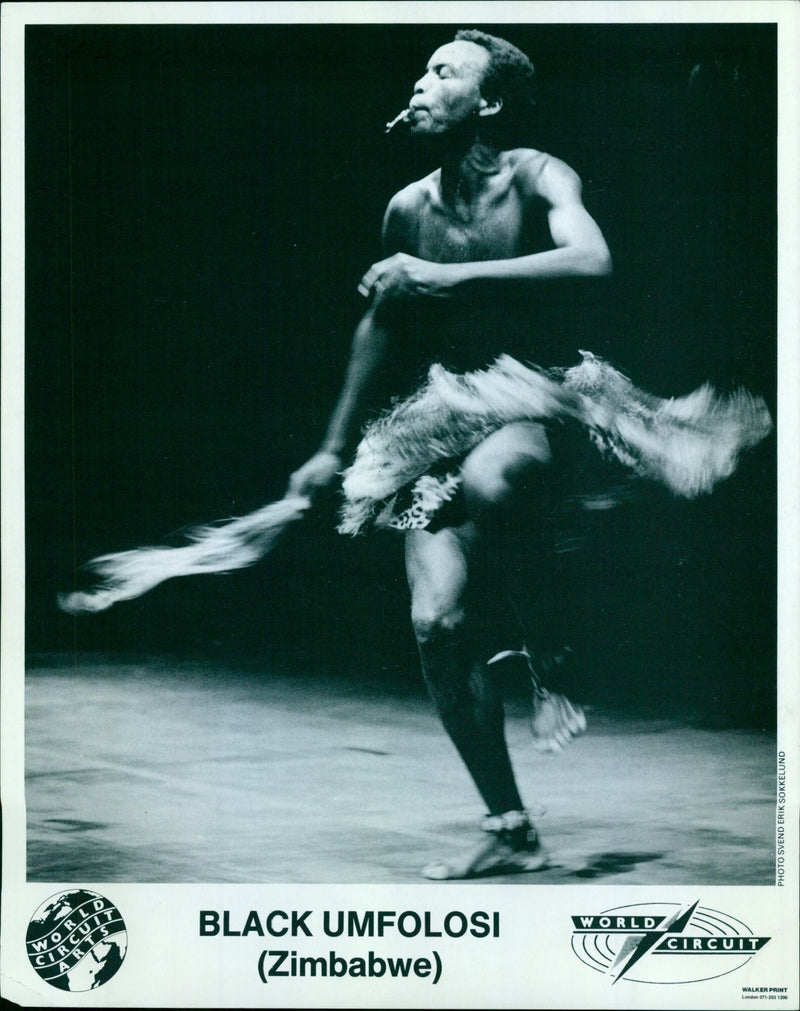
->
[26,889,128,992]
[570,900,770,985]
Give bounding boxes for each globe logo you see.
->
[26,889,127,991]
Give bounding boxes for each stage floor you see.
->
[25,655,775,885]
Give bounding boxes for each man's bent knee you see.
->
[461,466,516,513]
[411,602,466,647]
[462,423,552,517]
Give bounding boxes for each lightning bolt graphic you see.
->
[609,900,700,983]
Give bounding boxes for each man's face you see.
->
[408,40,491,136]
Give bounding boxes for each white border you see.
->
[3,3,798,1008]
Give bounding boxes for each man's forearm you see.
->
[450,245,612,290]
[320,310,390,455]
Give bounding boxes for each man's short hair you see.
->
[454,29,537,146]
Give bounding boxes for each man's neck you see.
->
[438,136,504,209]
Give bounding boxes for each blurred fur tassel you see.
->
[58,495,311,614]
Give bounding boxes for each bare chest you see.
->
[413,184,543,263]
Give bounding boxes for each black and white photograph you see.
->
[1,2,797,1007]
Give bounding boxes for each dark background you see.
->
[26,22,776,724]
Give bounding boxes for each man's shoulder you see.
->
[386,172,438,217]
[382,173,438,250]
[507,148,582,201]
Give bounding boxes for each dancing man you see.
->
[60,28,771,879]
[287,30,613,878]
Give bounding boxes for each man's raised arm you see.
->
[482,156,612,282]
[357,156,611,304]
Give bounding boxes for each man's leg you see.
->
[406,523,548,878]
[405,522,522,815]
[461,420,559,658]
[461,421,587,752]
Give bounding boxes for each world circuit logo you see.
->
[26,889,127,992]
[570,900,770,985]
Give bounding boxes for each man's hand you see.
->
[287,450,343,500]
[358,253,455,303]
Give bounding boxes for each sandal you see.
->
[422,810,550,880]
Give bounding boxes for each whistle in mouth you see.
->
[385,108,410,133]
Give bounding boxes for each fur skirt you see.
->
[59,351,773,614]
[337,352,773,536]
